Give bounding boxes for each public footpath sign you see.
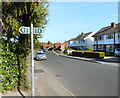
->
[19,24,42,97]
[19,26,42,34]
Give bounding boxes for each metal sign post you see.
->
[19,24,42,97]
[31,24,34,97]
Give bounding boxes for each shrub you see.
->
[64,47,71,54]
[72,51,84,57]
[1,43,29,94]
[52,49,54,52]
[86,47,92,51]
[84,52,105,59]
[68,52,72,55]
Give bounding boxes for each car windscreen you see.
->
[37,53,44,54]
[116,48,120,51]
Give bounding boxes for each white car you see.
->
[114,48,120,56]
[67,49,75,54]
[35,51,47,60]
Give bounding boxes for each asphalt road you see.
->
[35,52,118,96]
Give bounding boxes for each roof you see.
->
[68,38,76,41]
[75,32,92,41]
[93,23,120,37]
[68,32,92,41]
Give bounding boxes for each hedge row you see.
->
[72,51,105,59]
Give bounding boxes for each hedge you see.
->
[72,51,93,57]
[1,43,29,94]
[84,52,105,59]
[72,51,84,57]
[72,51,105,59]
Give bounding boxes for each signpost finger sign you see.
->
[19,25,42,97]
[19,26,42,34]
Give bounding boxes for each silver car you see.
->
[114,48,120,56]
[35,51,47,60]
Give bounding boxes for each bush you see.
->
[105,52,114,56]
[84,52,105,59]
[52,49,54,52]
[72,50,93,57]
[63,47,71,54]
[71,50,105,59]
[86,47,92,51]
[68,52,72,56]
[72,51,84,57]
[1,43,29,94]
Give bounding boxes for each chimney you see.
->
[82,32,84,36]
[111,22,115,27]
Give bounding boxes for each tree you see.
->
[47,41,51,45]
[1,1,49,93]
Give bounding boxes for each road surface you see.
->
[35,52,118,96]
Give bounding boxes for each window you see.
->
[106,45,114,52]
[98,45,104,50]
[98,36,104,40]
[106,34,113,39]
[68,41,70,44]
[95,37,97,41]
[118,34,120,38]
[83,40,85,43]
[74,41,76,44]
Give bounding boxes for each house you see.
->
[42,43,48,49]
[92,22,120,53]
[68,32,95,50]
[61,41,68,51]
[47,43,54,51]
[48,43,54,49]
[54,42,61,48]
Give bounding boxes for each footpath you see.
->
[1,54,72,97]
[53,52,119,67]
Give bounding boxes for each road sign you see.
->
[19,27,30,34]
[33,27,42,34]
[19,27,42,34]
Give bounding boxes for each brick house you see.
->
[48,43,54,49]
[61,41,68,51]
[54,42,61,49]
[42,43,48,49]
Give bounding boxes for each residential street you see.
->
[35,52,118,96]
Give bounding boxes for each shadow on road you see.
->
[96,57,120,64]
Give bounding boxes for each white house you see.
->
[68,32,95,50]
[92,22,120,53]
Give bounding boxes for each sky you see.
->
[39,2,118,43]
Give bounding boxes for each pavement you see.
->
[1,54,72,97]
[53,52,119,66]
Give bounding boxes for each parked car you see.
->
[35,51,47,60]
[44,48,47,52]
[39,48,43,51]
[114,48,120,56]
[67,49,75,54]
